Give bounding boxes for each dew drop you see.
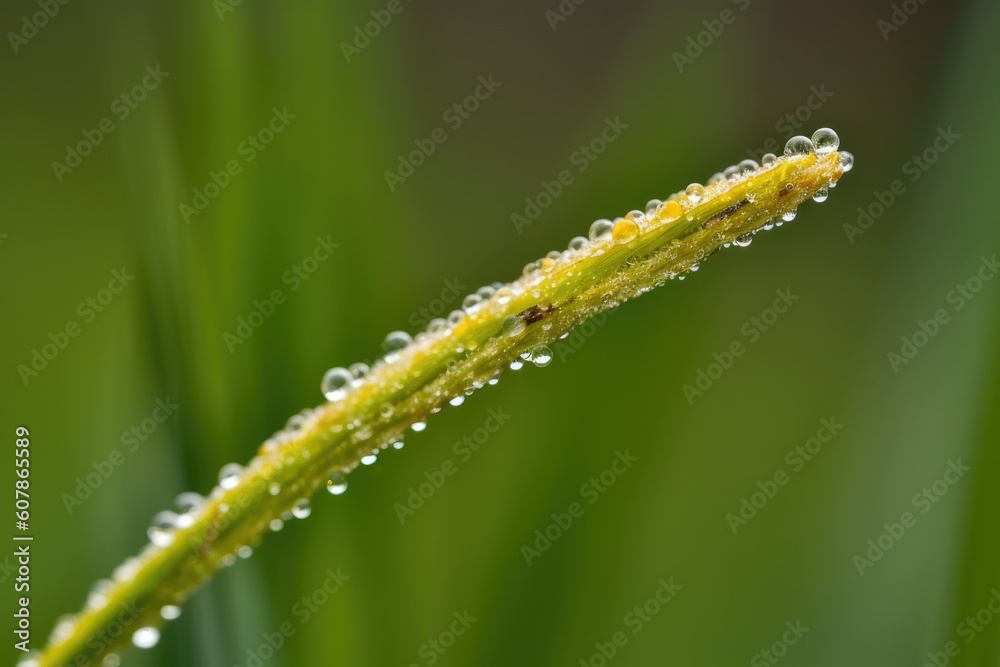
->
[812,187,829,203]
[411,421,427,432]
[685,183,704,203]
[148,511,178,547]
[132,627,160,649]
[291,500,311,519]
[811,128,840,155]
[589,219,613,241]
[383,330,412,353]
[502,315,526,338]
[218,463,243,490]
[612,219,639,243]
[327,474,348,495]
[839,150,855,172]
[321,367,353,401]
[530,346,553,367]
[784,135,815,156]
[174,492,204,514]
[160,605,182,620]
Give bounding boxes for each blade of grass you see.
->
[31,141,851,667]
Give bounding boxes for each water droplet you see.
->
[612,219,639,243]
[812,187,829,202]
[218,463,243,490]
[322,367,353,401]
[148,511,178,547]
[839,150,855,172]
[661,200,684,219]
[811,128,840,155]
[327,474,348,495]
[132,627,160,649]
[160,605,182,620]
[761,153,777,166]
[449,395,465,406]
[568,236,588,251]
[685,183,704,203]
[589,219,613,241]
[530,346,553,367]
[291,500,311,519]
[784,135,815,156]
[361,453,377,465]
[411,421,427,432]
[782,209,798,222]
[383,330,412,353]
[502,315,525,337]
[174,492,204,514]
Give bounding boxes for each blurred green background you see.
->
[3,0,999,664]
